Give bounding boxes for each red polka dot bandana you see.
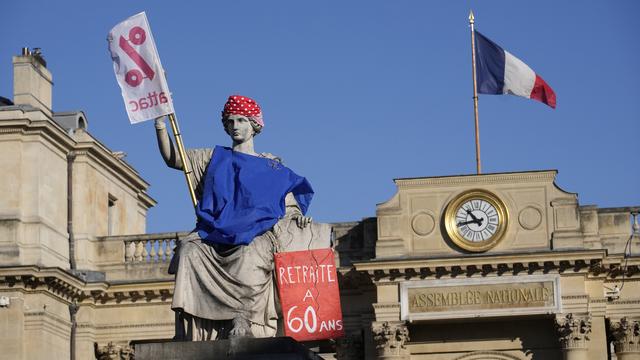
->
[222,95,264,127]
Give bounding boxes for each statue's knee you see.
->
[178,240,202,262]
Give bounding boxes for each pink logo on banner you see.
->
[108,12,174,124]
[118,26,155,87]
[274,248,345,341]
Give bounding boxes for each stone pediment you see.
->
[375,170,579,258]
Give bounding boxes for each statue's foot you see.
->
[228,316,254,338]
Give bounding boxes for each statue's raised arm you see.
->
[154,117,182,170]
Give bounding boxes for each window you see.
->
[108,195,117,236]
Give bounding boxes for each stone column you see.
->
[610,318,640,360]
[555,313,592,360]
[372,321,410,360]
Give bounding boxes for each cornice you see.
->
[603,256,640,278]
[0,117,156,208]
[338,267,374,289]
[73,141,149,189]
[78,321,173,330]
[353,250,640,281]
[0,266,172,305]
[73,142,156,207]
[354,250,606,271]
[24,310,72,328]
[394,170,557,188]
[607,300,640,305]
[137,192,157,209]
[372,303,400,310]
[0,118,76,154]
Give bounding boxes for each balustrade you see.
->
[119,232,187,263]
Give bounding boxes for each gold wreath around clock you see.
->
[444,189,509,252]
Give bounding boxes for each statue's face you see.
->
[224,114,255,143]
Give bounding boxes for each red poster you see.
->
[274,248,345,341]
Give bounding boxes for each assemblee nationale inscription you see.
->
[408,281,555,314]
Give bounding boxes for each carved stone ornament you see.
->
[555,313,592,349]
[94,341,134,360]
[372,321,410,357]
[609,317,640,354]
[68,300,79,317]
[335,334,364,360]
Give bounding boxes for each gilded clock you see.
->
[444,189,508,252]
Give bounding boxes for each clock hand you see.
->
[466,209,481,222]
[457,219,483,227]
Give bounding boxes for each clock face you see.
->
[444,190,508,252]
[455,199,500,242]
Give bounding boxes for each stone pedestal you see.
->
[555,313,592,360]
[134,337,322,360]
[610,318,640,360]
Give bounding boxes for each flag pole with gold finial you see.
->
[469,10,481,174]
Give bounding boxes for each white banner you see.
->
[107,12,174,124]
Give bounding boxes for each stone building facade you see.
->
[351,173,639,360]
[0,49,161,360]
[0,50,638,360]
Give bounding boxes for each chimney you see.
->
[13,47,53,117]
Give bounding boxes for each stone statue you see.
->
[155,95,322,341]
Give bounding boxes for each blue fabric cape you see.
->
[195,146,314,246]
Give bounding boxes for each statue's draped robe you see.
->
[171,147,313,340]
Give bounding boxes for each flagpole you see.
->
[167,113,197,207]
[469,10,481,174]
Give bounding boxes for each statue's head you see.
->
[221,95,264,141]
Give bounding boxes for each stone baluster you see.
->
[141,240,149,261]
[124,241,135,263]
[555,313,592,360]
[159,239,166,261]
[158,239,164,261]
[134,241,144,262]
[149,239,157,261]
[165,239,173,261]
[372,321,410,359]
[609,317,640,360]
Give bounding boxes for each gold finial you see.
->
[469,10,475,24]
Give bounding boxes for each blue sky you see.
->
[1,1,638,233]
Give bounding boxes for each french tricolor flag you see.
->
[475,30,556,109]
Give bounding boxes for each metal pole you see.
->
[69,301,78,360]
[469,10,482,174]
[67,152,76,270]
[167,113,197,207]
